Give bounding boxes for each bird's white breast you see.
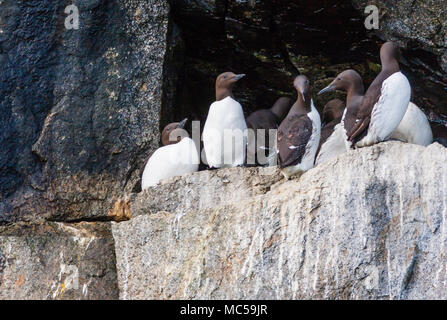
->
[141,137,199,190]
[340,108,352,150]
[357,71,411,147]
[316,123,347,165]
[391,102,433,146]
[203,96,247,168]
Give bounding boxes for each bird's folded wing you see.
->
[278,115,313,168]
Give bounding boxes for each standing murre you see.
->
[318,69,366,151]
[346,41,411,148]
[141,119,199,190]
[277,75,321,179]
[203,72,247,168]
[245,97,293,166]
[315,99,347,165]
[319,69,433,148]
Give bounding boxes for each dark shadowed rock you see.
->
[168,0,381,124]
[168,0,446,137]
[0,0,170,222]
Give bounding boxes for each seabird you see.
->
[141,119,199,190]
[315,99,347,165]
[346,41,411,148]
[319,69,433,148]
[245,97,293,166]
[318,69,366,150]
[202,72,247,168]
[277,75,321,179]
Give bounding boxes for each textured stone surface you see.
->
[0,222,118,300]
[113,142,447,299]
[0,0,446,300]
[130,166,282,217]
[0,0,170,222]
[352,0,446,72]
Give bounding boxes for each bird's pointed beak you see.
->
[177,118,188,129]
[318,84,336,95]
[233,74,246,81]
[301,90,306,102]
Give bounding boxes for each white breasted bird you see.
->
[141,119,199,189]
[203,72,247,168]
[346,41,411,148]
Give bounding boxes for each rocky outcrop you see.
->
[0,0,446,300]
[112,142,447,299]
[0,0,170,222]
[129,166,282,217]
[0,222,118,299]
[1,0,445,223]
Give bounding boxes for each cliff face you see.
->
[112,142,447,300]
[1,141,447,299]
[0,0,169,222]
[0,222,118,299]
[0,0,446,300]
[1,0,446,223]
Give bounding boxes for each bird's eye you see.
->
[338,78,341,80]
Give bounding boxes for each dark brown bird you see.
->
[161,118,188,146]
[277,75,321,179]
[245,97,293,166]
[141,118,199,190]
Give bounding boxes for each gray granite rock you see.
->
[113,142,447,299]
[129,166,282,217]
[352,0,447,72]
[0,222,118,300]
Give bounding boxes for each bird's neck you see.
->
[216,88,234,101]
[288,95,310,117]
[381,57,400,74]
[346,82,365,105]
